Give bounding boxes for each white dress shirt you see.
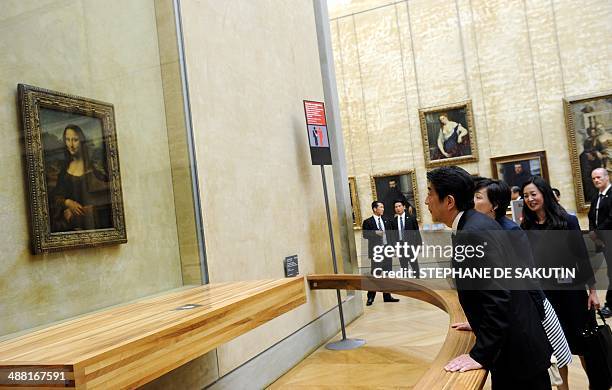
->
[451,211,465,233]
[375,216,387,244]
[397,212,405,240]
[596,184,612,224]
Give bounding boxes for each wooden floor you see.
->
[270,292,596,389]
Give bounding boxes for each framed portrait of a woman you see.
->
[419,101,478,167]
[19,84,127,254]
[564,91,612,211]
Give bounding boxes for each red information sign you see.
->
[303,100,332,165]
[304,100,327,126]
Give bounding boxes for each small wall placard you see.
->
[284,255,299,277]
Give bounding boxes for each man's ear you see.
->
[446,195,456,210]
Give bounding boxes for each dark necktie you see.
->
[596,194,604,225]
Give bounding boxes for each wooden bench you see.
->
[307,274,487,390]
[0,277,306,389]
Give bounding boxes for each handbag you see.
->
[580,309,612,390]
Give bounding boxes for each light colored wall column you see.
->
[313,0,358,273]
[154,0,204,285]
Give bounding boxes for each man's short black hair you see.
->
[426,166,474,211]
[511,186,520,194]
[371,201,383,210]
[552,188,560,198]
[393,199,406,207]
[474,178,511,219]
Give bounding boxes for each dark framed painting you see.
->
[490,151,549,189]
[348,177,362,229]
[419,100,478,167]
[370,170,420,221]
[564,91,612,211]
[19,84,127,254]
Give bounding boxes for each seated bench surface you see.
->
[0,277,306,389]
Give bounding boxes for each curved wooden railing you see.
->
[307,274,487,390]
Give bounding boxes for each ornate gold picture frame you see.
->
[419,100,478,167]
[564,91,612,212]
[348,177,362,229]
[19,84,127,254]
[490,151,549,188]
[370,170,420,221]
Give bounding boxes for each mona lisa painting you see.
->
[19,84,127,254]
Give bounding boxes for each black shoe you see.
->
[601,306,612,318]
[383,297,400,303]
[366,298,374,306]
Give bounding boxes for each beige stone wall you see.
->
[1,0,351,384]
[0,0,183,336]
[330,0,612,227]
[179,0,344,376]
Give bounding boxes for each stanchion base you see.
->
[325,338,366,350]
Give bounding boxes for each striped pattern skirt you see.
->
[542,298,573,368]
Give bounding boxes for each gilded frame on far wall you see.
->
[419,100,478,167]
[564,90,612,212]
[370,170,420,221]
[19,84,127,254]
[490,151,549,188]
[348,177,362,230]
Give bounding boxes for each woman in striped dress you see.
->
[454,178,572,389]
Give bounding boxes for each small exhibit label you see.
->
[284,255,299,277]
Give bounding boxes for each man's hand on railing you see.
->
[444,354,483,373]
[450,321,472,331]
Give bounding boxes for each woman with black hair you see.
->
[50,124,112,232]
[521,176,600,389]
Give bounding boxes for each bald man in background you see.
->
[588,168,612,317]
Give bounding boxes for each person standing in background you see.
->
[388,199,422,276]
[588,168,612,317]
[511,186,522,201]
[552,188,561,203]
[362,201,399,306]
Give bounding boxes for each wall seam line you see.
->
[467,0,493,159]
[549,0,567,98]
[405,1,422,110]
[352,15,374,175]
[394,3,417,171]
[335,19,357,175]
[522,0,546,149]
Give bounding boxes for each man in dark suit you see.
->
[362,201,399,306]
[588,167,612,317]
[388,199,422,277]
[425,166,552,389]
